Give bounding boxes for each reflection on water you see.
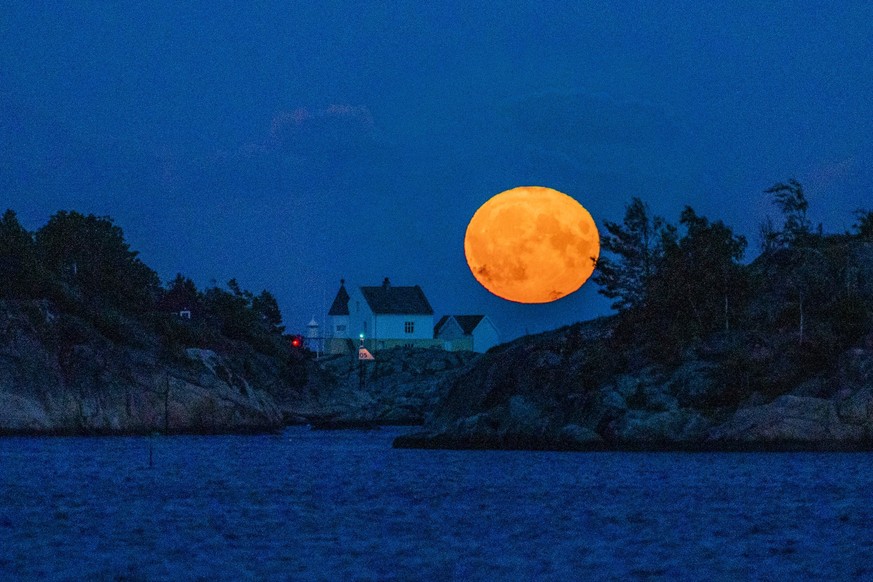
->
[1,427,872,579]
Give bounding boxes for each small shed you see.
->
[434,315,500,353]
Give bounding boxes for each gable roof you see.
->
[328,280,350,315]
[435,315,485,336]
[454,315,485,335]
[434,315,452,336]
[360,283,434,315]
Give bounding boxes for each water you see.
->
[2,427,873,580]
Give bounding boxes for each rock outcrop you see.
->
[284,347,479,426]
[395,321,873,451]
[395,240,873,451]
[0,301,282,435]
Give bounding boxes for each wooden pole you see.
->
[164,372,170,434]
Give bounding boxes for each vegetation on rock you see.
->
[0,210,308,434]
[398,181,873,451]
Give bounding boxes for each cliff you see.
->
[0,300,283,435]
[394,325,873,451]
[0,299,481,435]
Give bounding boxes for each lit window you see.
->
[404,321,414,334]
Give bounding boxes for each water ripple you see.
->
[1,429,873,579]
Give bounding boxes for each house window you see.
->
[404,321,414,334]
[336,325,346,332]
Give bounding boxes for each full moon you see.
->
[464,186,600,304]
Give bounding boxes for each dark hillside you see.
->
[397,196,873,451]
[0,210,301,434]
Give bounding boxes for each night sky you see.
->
[2,2,871,340]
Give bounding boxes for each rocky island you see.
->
[0,208,474,435]
[396,189,873,451]
[3,185,873,448]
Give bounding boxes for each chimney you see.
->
[383,277,390,289]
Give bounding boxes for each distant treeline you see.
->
[590,178,873,379]
[0,209,290,361]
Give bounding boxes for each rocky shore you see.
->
[394,239,873,452]
[394,321,873,452]
[279,346,478,427]
[4,238,873,446]
[0,299,476,436]
[0,301,283,435]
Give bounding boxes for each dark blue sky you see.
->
[2,2,871,339]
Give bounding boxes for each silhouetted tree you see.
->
[252,290,284,333]
[593,197,671,312]
[852,209,873,240]
[759,215,779,253]
[202,283,255,340]
[764,179,812,247]
[35,211,160,310]
[0,209,44,298]
[645,207,747,355]
[158,273,200,313]
[227,278,253,302]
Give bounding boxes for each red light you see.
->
[291,337,301,348]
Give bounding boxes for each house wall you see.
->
[344,287,375,341]
[442,336,473,352]
[435,318,465,341]
[327,338,355,355]
[373,314,433,342]
[340,287,433,350]
[370,338,443,351]
[330,314,350,338]
[472,318,500,353]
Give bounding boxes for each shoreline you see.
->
[392,433,873,453]
[0,425,285,438]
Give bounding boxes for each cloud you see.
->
[805,156,858,194]
[266,104,376,155]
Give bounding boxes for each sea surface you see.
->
[2,427,873,580]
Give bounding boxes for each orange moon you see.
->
[464,186,600,304]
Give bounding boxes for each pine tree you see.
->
[651,207,747,338]
[593,197,670,312]
[252,290,284,333]
[35,211,160,310]
[764,179,811,247]
[852,209,873,240]
[0,209,43,298]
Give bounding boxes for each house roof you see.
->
[361,278,434,315]
[328,280,350,315]
[434,315,451,336]
[330,278,435,316]
[435,315,485,336]
[454,315,485,335]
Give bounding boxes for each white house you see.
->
[327,278,441,353]
[434,315,500,353]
